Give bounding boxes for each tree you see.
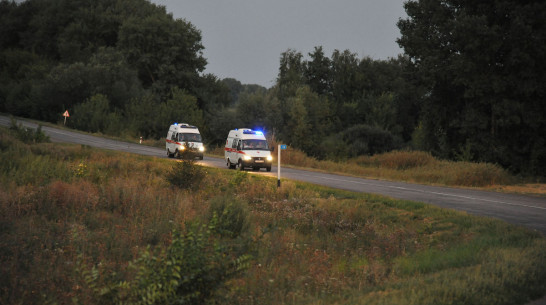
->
[285,91,310,150]
[281,86,332,155]
[22,49,142,123]
[117,9,206,95]
[368,93,399,133]
[56,0,122,62]
[0,0,217,141]
[297,86,332,156]
[236,90,267,130]
[277,49,304,101]
[304,46,332,95]
[72,94,122,134]
[330,50,362,105]
[163,87,204,129]
[221,78,244,104]
[124,94,161,138]
[85,48,143,109]
[397,0,546,174]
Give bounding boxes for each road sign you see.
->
[280,144,287,150]
[63,110,70,125]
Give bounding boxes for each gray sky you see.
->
[150,0,407,88]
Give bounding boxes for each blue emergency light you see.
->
[242,129,264,135]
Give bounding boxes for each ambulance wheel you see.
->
[238,160,245,171]
[167,149,174,158]
[174,150,180,159]
[266,166,271,172]
[227,159,236,169]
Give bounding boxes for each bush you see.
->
[165,160,206,190]
[9,117,50,144]
[72,94,123,135]
[331,124,403,158]
[76,223,251,305]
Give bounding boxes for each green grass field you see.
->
[1,126,545,304]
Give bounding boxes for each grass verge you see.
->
[1,126,545,304]
[209,145,545,196]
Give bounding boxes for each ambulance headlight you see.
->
[266,155,273,161]
[243,155,252,161]
[199,146,205,152]
[180,145,186,150]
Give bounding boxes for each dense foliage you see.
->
[0,0,231,140]
[224,50,420,161]
[1,0,544,175]
[397,0,546,175]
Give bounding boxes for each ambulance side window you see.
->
[232,139,238,149]
[172,133,176,141]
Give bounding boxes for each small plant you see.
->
[165,160,206,190]
[74,161,89,177]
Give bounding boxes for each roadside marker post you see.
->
[277,144,287,188]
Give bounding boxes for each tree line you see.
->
[1,0,544,176]
[223,49,421,161]
[0,0,231,140]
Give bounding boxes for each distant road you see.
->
[2,115,545,235]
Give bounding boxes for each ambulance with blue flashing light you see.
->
[225,128,273,171]
[166,123,204,160]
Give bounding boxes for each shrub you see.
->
[165,160,206,190]
[340,124,403,157]
[9,117,50,144]
[72,94,123,135]
[76,222,251,305]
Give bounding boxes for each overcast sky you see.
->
[150,0,407,88]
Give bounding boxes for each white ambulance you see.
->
[225,128,273,171]
[166,123,204,160]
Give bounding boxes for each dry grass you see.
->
[1,126,545,305]
[486,183,546,197]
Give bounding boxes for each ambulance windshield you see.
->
[242,140,269,150]
[178,133,202,142]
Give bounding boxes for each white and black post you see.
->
[277,144,281,188]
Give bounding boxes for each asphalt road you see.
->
[2,115,545,236]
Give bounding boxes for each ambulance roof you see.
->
[228,128,266,139]
[170,123,200,133]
